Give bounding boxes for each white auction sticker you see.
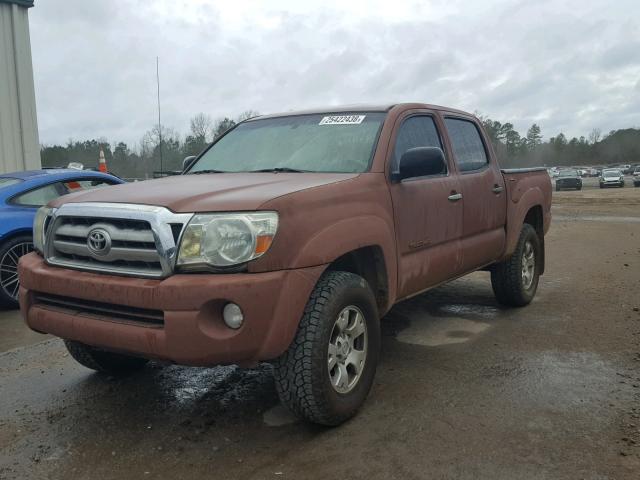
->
[319,115,366,125]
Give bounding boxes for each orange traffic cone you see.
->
[98,148,108,173]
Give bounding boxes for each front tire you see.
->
[0,235,34,308]
[491,224,542,307]
[274,271,380,426]
[64,340,149,375]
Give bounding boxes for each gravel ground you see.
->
[1,186,639,480]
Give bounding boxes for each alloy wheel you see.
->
[0,241,33,301]
[328,305,368,394]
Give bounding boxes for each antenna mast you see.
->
[156,56,163,175]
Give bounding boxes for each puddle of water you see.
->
[263,404,298,427]
[439,304,500,319]
[396,316,490,347]
[553,214,640,223]
[167,365,235,404]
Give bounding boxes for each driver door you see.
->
[387,112,463,299]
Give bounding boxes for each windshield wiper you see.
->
[189,169,226,174]
[250,167,308,173]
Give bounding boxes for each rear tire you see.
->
[491,224,541,307]
[0,235,34,308]
[274,271,380,426]
[64,340,149,375]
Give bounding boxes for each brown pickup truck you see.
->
[19,103,551,425]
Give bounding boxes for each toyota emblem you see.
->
[87,228,111,256]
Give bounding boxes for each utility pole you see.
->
[156,56,163,175]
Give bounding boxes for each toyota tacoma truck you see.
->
[19,103,551,426]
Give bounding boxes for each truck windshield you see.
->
[188,113,386,174]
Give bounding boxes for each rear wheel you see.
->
[64,340,149,375]
[274,271,380,426]
[0,235,34,308]
[491,224,541,307]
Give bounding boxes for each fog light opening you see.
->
[223,303,244,329]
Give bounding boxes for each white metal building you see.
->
[0,0,40,174]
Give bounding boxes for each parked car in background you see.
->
[0,169,123,307]
[620,164,632,174]
[555,169,582,191]
[633,167,640,187]
[599,168,625,188]
[547,167,560,178]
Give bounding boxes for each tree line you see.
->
[40,111,640,178]
[40,111,258,179]
[478,115,640,168]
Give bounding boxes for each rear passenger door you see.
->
[387,112,464,299]
[443,116,507,272]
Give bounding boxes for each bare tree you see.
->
[237,110,260,122]
[588,128,601,144]
[189,113,213,142]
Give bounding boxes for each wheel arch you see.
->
[325,245,390,314]
[0,229,33,247]
[288,215,398,314]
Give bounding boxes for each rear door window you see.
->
[12,183,66,207]
[62,178,117,193]
[0,178,22,189]
[392,116,443,173]
[445,118,489,172]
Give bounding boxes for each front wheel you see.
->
[0,235,34,308]
[491,224,542,307]
[274,271,380,426]
[64,340,149,375]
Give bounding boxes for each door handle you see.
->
[492,185,504,194]
[448,192,463,202]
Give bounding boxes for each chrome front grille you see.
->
[44,203,193,278]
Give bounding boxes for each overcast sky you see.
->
[30,0,640,146]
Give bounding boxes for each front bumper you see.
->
[19,253,325,366]
[600,179,624,186]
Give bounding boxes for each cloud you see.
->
[30,0,640,146]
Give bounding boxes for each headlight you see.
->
[33,206,53,254]
[177,212,278,269]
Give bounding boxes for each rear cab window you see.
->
[444,118,489,172]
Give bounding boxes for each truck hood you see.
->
[50,172,359,212]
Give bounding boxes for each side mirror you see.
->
[182,156,197,172]
[395,147,447,181]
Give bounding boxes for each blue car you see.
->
[0,169,123,307]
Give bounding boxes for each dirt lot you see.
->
[1,186,639,480]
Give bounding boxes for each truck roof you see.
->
[251,102,474,121]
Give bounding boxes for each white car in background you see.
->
[599,168,625,188]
